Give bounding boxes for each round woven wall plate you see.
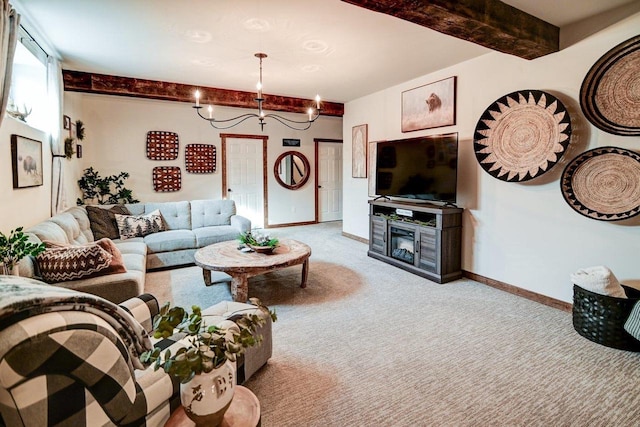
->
[580,35,640,136]
[561,147,640,221]
[474,90,572,182]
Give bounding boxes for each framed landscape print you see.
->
[402,76,456,132]
[352,124,368,178]
[11,135,43,188]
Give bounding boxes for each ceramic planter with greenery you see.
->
[140,298,276,383]
[0,227,45,275]
[140,299,276,425]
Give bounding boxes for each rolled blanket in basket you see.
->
[570,265,626,298]
[624,301,640,341]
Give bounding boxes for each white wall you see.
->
[0,117,50,231]
[65,92,342,226]
[342,11,640,303]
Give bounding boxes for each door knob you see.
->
[318,185,322,188]
[227,189,232,192]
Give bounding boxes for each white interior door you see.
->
[318,142,343,222]
[225,138,264,228]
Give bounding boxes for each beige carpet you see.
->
[146,222,640,426]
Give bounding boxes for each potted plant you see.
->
[238,230,279,253]
[141,298,276,426]
[0,227,45,276]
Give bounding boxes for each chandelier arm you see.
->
[265,114,313,131]
[207,115,260,130]
[194,107,260,124]
[264,111,321,125]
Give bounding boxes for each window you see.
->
[8,26,48,131]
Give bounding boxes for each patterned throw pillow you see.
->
[114,209,165,240]
[86,205,131,240]
[36,244,113,283]
[43,238,127,275]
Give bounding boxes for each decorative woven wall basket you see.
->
[147,131,179,160]
[474,90,572,182]
[573,284,640,352]
[153,166,182,192]
[561,146,640,221]
[580,35,640,136]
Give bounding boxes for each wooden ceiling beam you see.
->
[341,0,559,59]
[62,70,344,117]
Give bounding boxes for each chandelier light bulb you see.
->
[308,108,313,121]
[208,105,213,119]
[195,89,200,107]
[315,94,321,109]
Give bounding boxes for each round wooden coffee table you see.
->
[194,238,311,302]
[165,385,260,427]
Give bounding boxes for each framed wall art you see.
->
[368,141,377,196]
[352,124,368,178]
[402,76,456,132]
[11,135,43,188]
[63,115,71,130]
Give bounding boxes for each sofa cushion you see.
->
[191,199,236,228]
[36,244,113,283]
[44,238,127,275]
[115,209,165,240]
[48,210,92,245]
[144,230,197,253]
[86,205,131,240]
[193,225,242,248]
[114,240,147,257]
[145,201,191,230]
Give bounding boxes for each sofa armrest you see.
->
[119,293,160,334]
[231,215,251,233]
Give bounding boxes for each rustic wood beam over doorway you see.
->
[62,70,344,117]
[341,0,559,59]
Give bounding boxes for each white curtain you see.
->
[48,56,65,214]
[0,0,19,128]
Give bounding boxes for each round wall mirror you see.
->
[274,151,310,190]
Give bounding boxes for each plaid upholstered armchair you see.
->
[0,276,178,426]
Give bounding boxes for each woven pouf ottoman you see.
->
[200,301,273,383]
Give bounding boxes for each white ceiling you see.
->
[13,0,639,103]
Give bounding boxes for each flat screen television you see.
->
[374,132,458,204]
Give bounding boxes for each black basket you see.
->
[573,284,640,351]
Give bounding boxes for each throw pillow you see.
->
[44,238,127,275]
[36,244,113,283]
[86,205,131,240]
[570,265,627,298]
[115,209,165,240]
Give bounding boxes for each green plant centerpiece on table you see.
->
[238,230,279,253]
[140,298,276,425]
[0,227,45,275]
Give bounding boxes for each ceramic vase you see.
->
[180,360,236,427]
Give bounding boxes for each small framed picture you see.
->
[70,122,77,139]
[283,138,300,147]
[63,115,71,130]
[76,144,82,159]
[11,135,43,188]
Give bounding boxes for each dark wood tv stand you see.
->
[368,199,462,283]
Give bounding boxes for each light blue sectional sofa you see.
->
[18,199,250,303]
